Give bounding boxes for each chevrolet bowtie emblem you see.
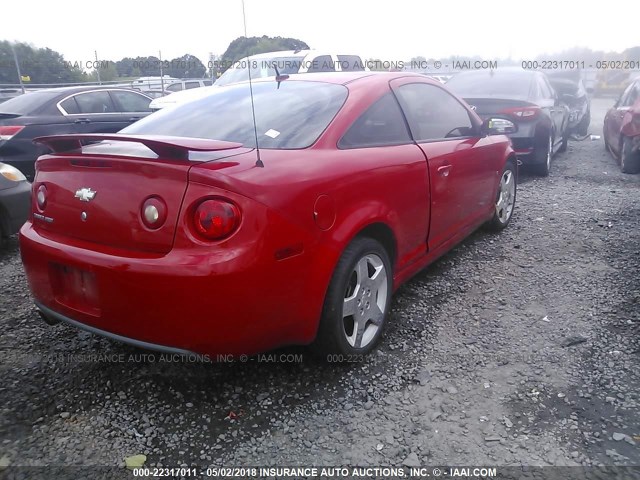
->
[74,188,96,202]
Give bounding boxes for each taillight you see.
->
[499,107,540,121]
[0,126,25,141]
[141,196,167,229]
[36,184,47,210]
[193,199,240,241]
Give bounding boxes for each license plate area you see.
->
[49,263,101,317]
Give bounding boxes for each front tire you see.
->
[485,161,517,231]
[620,137,640,174]
[313,237,392,357]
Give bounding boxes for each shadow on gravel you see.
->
[0,234,19,260]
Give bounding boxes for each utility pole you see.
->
[159,50,164,92]
[95,50,102,85]
[10,43,26,94]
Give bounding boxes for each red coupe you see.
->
[20,72,517,358]
[604,76,640,173]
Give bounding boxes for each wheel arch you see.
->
[354,222,398,268]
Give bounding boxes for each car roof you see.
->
[0,86,149,115]
[451,67,535,78]
[37,85,146,95]
[250,71,430,86]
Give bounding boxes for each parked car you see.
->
[142,89,171,99]
[0,86,152,180]
[149,50,367,110]
[20,72,517,358]
[0,162,30,245]
[0,88,25,104]
[164,79,213,93]
[603,77,640,173]
[446,68,570,176]
[131,76,180,91]
[547,71,591,136]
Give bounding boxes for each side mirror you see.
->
[482,117,518,136]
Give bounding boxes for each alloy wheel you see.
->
[342,254,388,349]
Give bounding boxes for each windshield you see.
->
[123,80,348,149]
[446,71,533,98]
[216,56,304,86]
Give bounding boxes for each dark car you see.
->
[547,71,591,136]
[604,77,640,173]
[0,86,152,180]
[0,88,25,104]
[0,162,30,245]
[446,68,570,176]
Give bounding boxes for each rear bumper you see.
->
[19,221,325,356]
[0,180,31,237]
[36,301,200,356]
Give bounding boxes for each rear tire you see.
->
[312,237,392,358]
[576,109,590,136]
[558,130,569,153]
[485,161,517,231]
[533,133,552,177]
[620,137,640,174]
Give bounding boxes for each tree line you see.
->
[2,38,639,85]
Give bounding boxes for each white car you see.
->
[149,50,366,110]
[131,76,180,91]
[164,78,214,93]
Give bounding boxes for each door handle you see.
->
[128,117,140,122]
[437,165,452,177]
[73,118,91,124]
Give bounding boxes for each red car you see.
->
[604,77,640,173]
[20,72,517,358]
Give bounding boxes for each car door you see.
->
[108,90,152,127]
[391,78,501,250]
[606,83,638,156]
[60,90,127,133]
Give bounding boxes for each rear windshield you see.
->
[216,56,304,86]
[122,80,348,149]
[337,55,366,71]
[446,71,533,98]
[548,79,579,96]
[0,90,60,114]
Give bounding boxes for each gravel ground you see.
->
[0,98,639,477]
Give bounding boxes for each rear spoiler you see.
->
[33,134,243,160]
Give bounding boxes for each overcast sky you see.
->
[3,0,637,65]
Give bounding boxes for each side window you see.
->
[621,83,639,107]
[529,80,542,101]
[59,97,80,114]
[539,77,554,99]
[73,91,116,114]
[203,80,213,86]
[394,83,474,141]
[308,55,336,73]
[185,81,201,90]
[337,55,365,72]
[110,90,151,112]
[339,92,411,148]
[166,83,183,92]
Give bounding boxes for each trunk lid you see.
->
[32,135,245,254]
